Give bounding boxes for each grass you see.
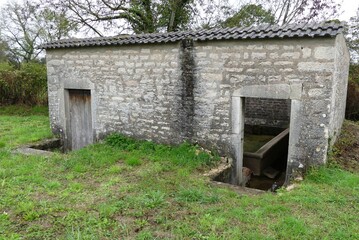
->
[0,105,52,148]
[0,106,358,239]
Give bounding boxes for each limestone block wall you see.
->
[192,38,343,167]
[329,35,350,145]
[47,43,187,144]
[244,98,291,127]
[46,35,349,175]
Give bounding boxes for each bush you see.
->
[349,64,359,85]
[346,81,359,120]
[346,64,359,121]
[0,61,47,105]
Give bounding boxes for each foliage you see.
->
[345,64,359,121]
[0,61,47,105]
[222,4,274,28]
[221,0,340,29]
[346,81,359,121]
[349,64,359,85]
[47,0,195,35]
[0,109,358,239]
[105,133,219,168]
[0,37,10,62]
[39,6,78,42]
[0,0,77,63]
[157,0,194,32]
[329,120,359,172]
[192,0,235,29]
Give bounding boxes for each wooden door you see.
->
[68,89,93,150]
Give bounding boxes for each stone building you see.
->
[41,23,349,184]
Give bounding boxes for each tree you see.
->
[48,0,195,36]
[191,0,235,29]
[347,7,359,62]
[0,37,10,62]
[157,0,193,32]
[200,0,339,30]
[222,4,275,28]
[39,7,78,42]
[0,0,77,63]
[258,0,340,25]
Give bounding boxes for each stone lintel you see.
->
[233,83,302,100]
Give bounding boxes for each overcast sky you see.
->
[334,0,359,21]
[0,0,357,21]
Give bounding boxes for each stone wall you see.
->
[329,35,350,145]
[47,43,186,144]
[46,35,349,175]
[192,38,338,165]
[244,98,291,128]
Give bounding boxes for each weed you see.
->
[272,216,308,239]
[107,165,125,174]
[125,156,142,166]
[136,230,154,240]
[98,202,121,219]
[141,190,166,209]
[176,187,220,204]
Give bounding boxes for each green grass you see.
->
[0,105,49,116]
[0,105,52,148]
[0,106,358,239]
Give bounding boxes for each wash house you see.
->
[41,23,349,185]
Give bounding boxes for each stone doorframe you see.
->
[231,83,303,186]
[61,79,97,151]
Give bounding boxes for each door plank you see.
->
[68,90,92,150]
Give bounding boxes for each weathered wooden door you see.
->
[68,89,93,150]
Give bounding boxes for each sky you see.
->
[337,0,359,21]
[0,0,357,21]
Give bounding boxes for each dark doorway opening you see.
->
[243,97,290,190]
[213,97,291,191]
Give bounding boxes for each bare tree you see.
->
[259,0,340,25]
[191,0,236,29]
[0,1,42,63]
[47,0,196,36]
[0,0,77,63]
[347,7,359,62]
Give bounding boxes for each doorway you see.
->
[243,97,291,190]
[65,89,93,151]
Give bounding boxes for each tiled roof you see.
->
[40,22,343,49]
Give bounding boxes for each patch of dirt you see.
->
[330,120,359,173]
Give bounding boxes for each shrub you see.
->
[0,62,17,104]
[346,64,359,121]
[0,61,47,105]
[346,81,359,120]
[349,64,359,85]
[18,62,47,105]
